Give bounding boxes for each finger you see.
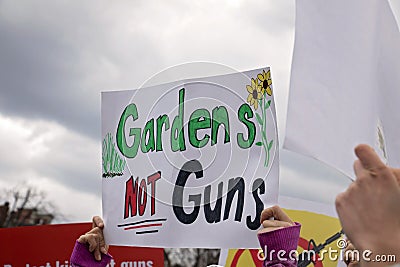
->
[92,216,104,229]
[87,233,101,261]
[348,262,360,267]
[344,253,351,265]
[353,160,365,178]
[345,242,356,251]
[391,168,400,184]
[86,234,98,253]
[87,226,108,253]
[101,244,109,254]
[355,145,397,185]
[354,144,385,172]
[260,205,293,224]
[262,219,293,228]
[344,251,355,263]
[77,234,88,244]
[335,192,347,219]
[344,244,359,265]
[98,231,107,254]
[94,243,102,261]
[85,226,101,237]
[89,226,103,235]
[260,205,293,222]
[77,231,105,260]
[353,159,372,185]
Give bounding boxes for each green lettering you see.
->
[171,88,186,152]
[116,103,141,158]
[141,119,155,153]
[189,108,211,148]
[156,115,170,151]
[211,106,230,145]
[237,104,256,148]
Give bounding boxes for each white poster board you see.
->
[101,68,279,248]
[284,0,400,178]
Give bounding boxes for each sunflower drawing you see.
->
[246,78,263,110]
[245,69,274,168]
[257,69,272,96]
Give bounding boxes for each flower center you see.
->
[252,90,258,99]
[263,79,269,89]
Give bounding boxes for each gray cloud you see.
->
[0,115,101,196]
[0,0,315,222]
[0,0,165,139]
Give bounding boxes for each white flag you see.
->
[284,0,400,177]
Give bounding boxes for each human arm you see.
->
[70,216,112,267]
[257,205,301,267]
[335,144,400,267]
[344,239,360,267]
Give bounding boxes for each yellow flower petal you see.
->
[266,70,271,79]
[266,87,272,96]
[257,92,262,99]
[268,79,272,86]
[246,85,253,93]
[251,78,256,87]
[247,94,253,103]
[257,74,264,81]
[254,100,258,110]
[256,85,262,93]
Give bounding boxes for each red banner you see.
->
[0,223,164,267]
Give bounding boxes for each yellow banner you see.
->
[224,209,342,267]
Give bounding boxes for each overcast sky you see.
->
[0,0,399,223]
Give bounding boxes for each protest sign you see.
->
[102,68,279,248]
[284,0,400,177]
[0,223,164,267]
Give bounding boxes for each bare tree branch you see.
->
[0,182,60,227]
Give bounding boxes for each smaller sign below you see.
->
[0,223,164,267]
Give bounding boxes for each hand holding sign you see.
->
[335,144,400,264]
[258,205,294,234]
[78,216,109,261]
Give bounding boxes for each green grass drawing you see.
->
[102,133,126,178]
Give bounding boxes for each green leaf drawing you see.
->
[265,100,271,109]
[256,113,263,125]
[268,140,274,150]
[255,142,262,146]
